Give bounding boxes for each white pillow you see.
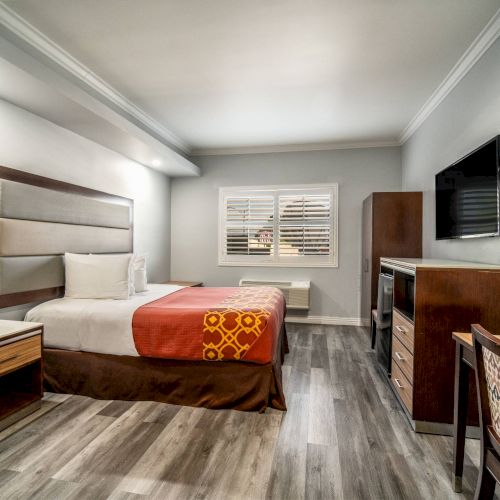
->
[64,253,134,300]
[132,254,148,293]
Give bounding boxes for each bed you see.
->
[26,284,288,411]
[0,166,288,412]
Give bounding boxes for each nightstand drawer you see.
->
[0,335,41,376]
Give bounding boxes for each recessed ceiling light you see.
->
[152,159,162,167]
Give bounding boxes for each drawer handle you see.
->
[394,378,404,389]
[396,325,407,334]
[0,354,19,365]
[395,352,405,362]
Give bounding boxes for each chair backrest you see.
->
[472,324,500,443]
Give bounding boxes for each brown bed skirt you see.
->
[43,324,288,412]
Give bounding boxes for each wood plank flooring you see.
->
[0,324,496,499]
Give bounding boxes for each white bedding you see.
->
[25,284,183,356]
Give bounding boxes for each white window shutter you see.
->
[219,184,337,267]
[224,196,274,256]
[278,194,332,256]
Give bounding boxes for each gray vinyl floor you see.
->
[0,324,496,499]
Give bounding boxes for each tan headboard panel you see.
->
[0,178,130,228]
[0,219,131,256]
[0,166,133,308]
[0,256,64,295]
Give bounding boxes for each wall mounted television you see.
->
[435,136,500,240]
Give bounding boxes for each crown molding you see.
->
[0,2,190,155]
[2,1,498,156]
[399,8,500,144]
[190,139,400,156]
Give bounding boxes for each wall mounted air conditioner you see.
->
[239,279,310,310]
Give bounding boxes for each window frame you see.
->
[218,183,339,268]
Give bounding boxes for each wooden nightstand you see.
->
[0,320,43,431]
[165,281,203,287]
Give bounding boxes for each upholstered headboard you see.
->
[0,166,133,310]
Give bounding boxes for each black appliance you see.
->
[435,136,500,240]
[375,272,394,374]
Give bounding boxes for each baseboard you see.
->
[285,315,370,327]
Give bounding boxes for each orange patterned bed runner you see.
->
[203,287,283,361]
[132,286,285,364]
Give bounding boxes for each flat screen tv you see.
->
[435,136,500,240]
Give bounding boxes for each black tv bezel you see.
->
[435,135,500,241]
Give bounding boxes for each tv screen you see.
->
[435,136,500,240]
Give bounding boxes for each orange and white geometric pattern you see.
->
[483,346,500,435]
[203,287,282,361]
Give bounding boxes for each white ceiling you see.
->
[3,0,500,152]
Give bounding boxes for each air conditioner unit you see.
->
[239,279,310,310]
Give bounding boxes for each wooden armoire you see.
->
[361,192,423,322]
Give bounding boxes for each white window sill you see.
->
[218,261,338,268]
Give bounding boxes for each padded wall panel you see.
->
[0,219,131,256]
[0,256,64,294]
[0,180,130,229]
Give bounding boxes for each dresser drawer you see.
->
[392,309,414,354]
[0,335,41,376]
[392,335,414,383]
[391,360,413,415]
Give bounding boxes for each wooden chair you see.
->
[472,324,500,499]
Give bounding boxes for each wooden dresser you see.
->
[0,320,43,431]
[361,192,422,322]
[380,257,500,434]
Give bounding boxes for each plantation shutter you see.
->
[278,194,332,256]
[219,185,337,266]
[224,196,274,256]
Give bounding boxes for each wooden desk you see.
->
[452,332,474,493]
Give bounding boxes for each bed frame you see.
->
[44,328,287,412]
[0,166,287,412]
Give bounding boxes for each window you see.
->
[219,184,338,267]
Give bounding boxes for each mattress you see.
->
[26,284,285,365]
[25,284,183,356]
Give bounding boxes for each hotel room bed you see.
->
[0,167,287,412]
[26,284,288,412]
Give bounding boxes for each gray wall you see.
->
[0,98,172,281]
[402,37,500,263]
[171,147,402,320]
